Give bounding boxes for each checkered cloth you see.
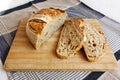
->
[0,0,120,80]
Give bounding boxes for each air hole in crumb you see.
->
[92,49,96,52]
[71,47,74,50]
[75,45,78,49]
[92,50,94,52]
[93,43,96,47]
[103,45,105,49]
[70,32,73,34]
[88,41,90,44]
[58,50,61,52]
[68,40,71,44]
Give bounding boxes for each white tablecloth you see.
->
[81,0,120,23]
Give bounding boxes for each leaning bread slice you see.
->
[26,7,68,49]
[57,18,86,59]
[83,20,106,62]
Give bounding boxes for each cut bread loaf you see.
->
[26,7,68,49]
[83,20,106,62]
[56,17,86,59]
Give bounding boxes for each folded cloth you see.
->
[0,0,120,80]
[81,0,120,23]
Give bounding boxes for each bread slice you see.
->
[56,17,86,59]
[83,20,106,62]
[26,7,68,49]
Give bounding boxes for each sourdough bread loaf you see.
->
[83,20,106,62]
[56,17,86,59]
[26,7,68,49]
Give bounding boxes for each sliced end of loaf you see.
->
[26,8,68,49]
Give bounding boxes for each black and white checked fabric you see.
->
[0,1,120,80]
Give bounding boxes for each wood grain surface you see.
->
[4,18,118,71]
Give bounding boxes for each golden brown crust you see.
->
[28,19,46,34]
[28,7,66,34]
[35,7,65,18]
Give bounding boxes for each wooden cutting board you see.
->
[4,18,118,71]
